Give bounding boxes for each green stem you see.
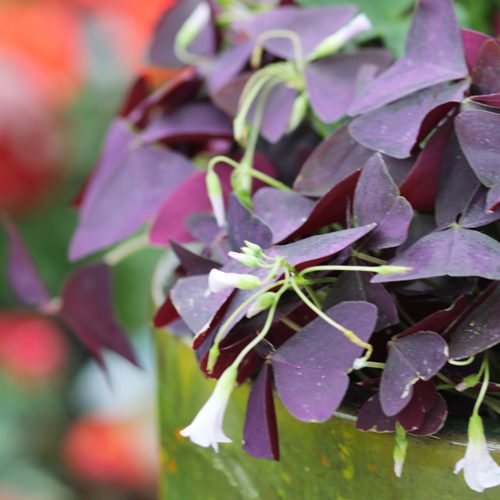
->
[299,264,385,277]
[280,316,301,331]
[103,233,150,266]
[351,251,386,265]
[448,356,475,366]
[208,278,289,370]
[473,356,490,416]
[232,281,290,367]
[290,277,373,357]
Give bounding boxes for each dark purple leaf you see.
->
[461,29,490,72]
[487,184,500,213]
[140,102,232,144]
[353,153,413,249]
[269,224,375,270]
[356,394,397,432]
[1,215,50,308]
[150,164,232,245]
[349,80,468,159]
[323,271,398,332]
[185,214,222,245]
[294,124,373,196]
[379,331,448,416]
[399,295,467,339]
[372,227,500,283]
[350,0,467,114]
[60,263,138,366]
[470,92,500,109]
[170,240,220,276]
[272,301,377,422]
[212,73,250,118]
[253,188,315,243]
[409,391,447,436]
[227,194,273,250]
[436,131,499,229]
[399,118,453,211]
[170,274,233,340]
[243,364,280,461]
[448,283,500,359]
[70,145,196,260]
[397,380,437,431]
[148,0,215,68]
[127,67,202,125]
[235,5,357,60]
[455,108,500,195]
[306,50,392,123]
[153,296,179,328]
[471,39,500,95]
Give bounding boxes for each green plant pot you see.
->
[157,333,500,499]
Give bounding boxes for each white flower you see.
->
[455,414,500,492]
[208,268,261,293]
[180,366,237,452]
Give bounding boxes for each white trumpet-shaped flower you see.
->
[455,413,500,492]
[208,268,262,293]
[180,366,237,452]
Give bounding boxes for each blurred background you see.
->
[0,0,498,499]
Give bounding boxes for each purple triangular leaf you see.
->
[349,80,468,159]
[1,215,50,308]
[70,145,196,260]
[461,29,490,72]
[227,194,273,251]
[353,153,413,249]
[350,0,467,114]
[140,102,232,144]
[185,214,222,245]
[399,118,453,211]
[235,5,357,60]
[243,364,280,461]
[356,394,397,433]
[207,40,254,94]
[448,283,500,359]
[372,227,500,283]
[436,131,499,229]
[170,240,220,276]
[294,124,373,196]
[323,271,398,332]
[306,50,392,124]
[471,39,500,96]
[60,262,138,366]
[408,391,447,436]
[397,380,437,431]
[455,108,500,194]
[170,274,233,340]
[149,164,232,245]
[379,331,448,416]
[253,188,315,244]
[272,301,377,422]
[269,224,375,270]
[148,0,215,68]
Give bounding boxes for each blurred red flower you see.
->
[63,417,157,490]
[0,313,68,383]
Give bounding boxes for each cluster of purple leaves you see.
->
[4,0,498,462]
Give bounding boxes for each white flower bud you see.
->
[208,269,261,293]
[228,251,262,267]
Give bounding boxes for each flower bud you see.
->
[376,265,412,276]
[228,251,262,267]
[246,292,277,318]
[242,241,263,257]
[310,13,372,60]
[174,2,211,52]
[206,170,225,227]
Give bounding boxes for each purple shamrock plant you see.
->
[2,0,497,493]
